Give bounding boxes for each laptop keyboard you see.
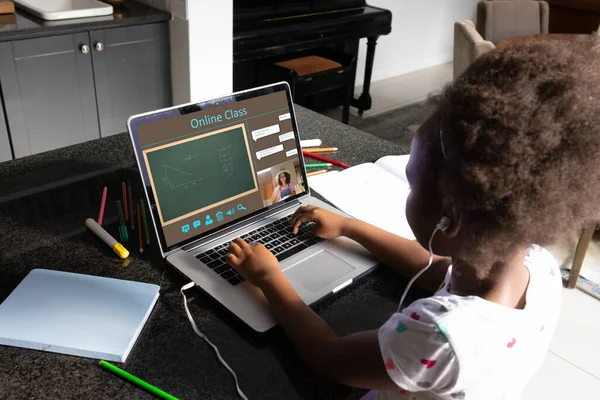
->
[195,215,323,286]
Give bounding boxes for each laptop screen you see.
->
[128,83,309,254]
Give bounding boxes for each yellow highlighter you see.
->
[85,218,130,259]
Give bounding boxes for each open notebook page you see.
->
[374,154,410,185]
[309,163,415,240]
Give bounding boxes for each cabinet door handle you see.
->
[80,44,90,54]
[95,42,105,52]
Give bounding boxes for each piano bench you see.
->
[275,56,342,77]
[271,51,357,124]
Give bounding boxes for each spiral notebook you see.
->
[0,269,159,362]
[308,154,415,240]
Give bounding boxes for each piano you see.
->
[233,0,392,115]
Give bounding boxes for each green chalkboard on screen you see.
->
[144,125,257,224]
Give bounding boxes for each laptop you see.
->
[127,82,377,332]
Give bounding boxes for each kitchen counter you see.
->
[0,1,170,43]
[0,107,419,400]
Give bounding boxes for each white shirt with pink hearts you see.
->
[376,245,562,400]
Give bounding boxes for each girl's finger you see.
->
[291,205,317,228]
[292,210,316,234]
[227,253,240,267]
[229,242,244,258]
[233,237,252,255]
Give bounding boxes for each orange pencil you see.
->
[122,182,128,222]
[303,147,338,153]
[137,203,143,254]
[307,169,328,177]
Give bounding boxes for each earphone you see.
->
[181,282,248,400]
[397,216,452,311]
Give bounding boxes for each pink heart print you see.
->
[421,359,436,369]
[385,357,395,370]
[507,337,516,348]
[410,312,420,320]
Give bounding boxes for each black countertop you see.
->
[0,1,170,43]
[0,107,420,400]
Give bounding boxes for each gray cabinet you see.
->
[0,33,100,158]
[0,95,11,162]
[91,24,171,137]
[0,22,171,158]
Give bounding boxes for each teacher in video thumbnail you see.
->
[270,171,296,204]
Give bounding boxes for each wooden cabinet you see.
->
[547,0,600,34]
[0,23,171,158]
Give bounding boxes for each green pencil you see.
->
[116,200,129,242]
[100,360,178,400]
[305,163,332,168]
[140,199,151,246]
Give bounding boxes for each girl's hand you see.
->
[290,206,350,238]
[228,238,282,287]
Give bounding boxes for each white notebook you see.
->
[0,269,160,362]
[308,154,415,240]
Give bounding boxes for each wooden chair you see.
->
[568,224,598,289]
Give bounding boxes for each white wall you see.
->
[355,0,479,86]
[135,0,233,104]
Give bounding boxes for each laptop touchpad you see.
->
[284,250,355,293]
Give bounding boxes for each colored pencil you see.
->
[302,150,349,169]
[305,163,332,168]
[116,200,128,242]
[300,139,322,147]
[307,169,328,177]
[128,181,134,231]
[303,147,338,153]
[100,361,178,400]
[140,199,150,246]
[137,203,143,254]
[98,187,108,226]
[121,182,128,222]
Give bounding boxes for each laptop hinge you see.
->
[179,198,303,253]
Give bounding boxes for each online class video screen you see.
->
[135,90,307,247]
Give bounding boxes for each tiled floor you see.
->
[327,62,600,398]
[323,62,453,125]
[352,62,453,117]
[524,286,600,398]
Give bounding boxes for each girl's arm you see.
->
[228,240,398,390]
[291,206,450,293]
[342,219,450,293]
[270,188,278,204]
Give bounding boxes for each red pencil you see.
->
[122,182,128,222]
[98,186,108,226]
[137,203,143,254]
[302,150,349,169]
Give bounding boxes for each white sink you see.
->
[14,0,113,21]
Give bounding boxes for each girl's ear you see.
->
[442,213,462,238]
